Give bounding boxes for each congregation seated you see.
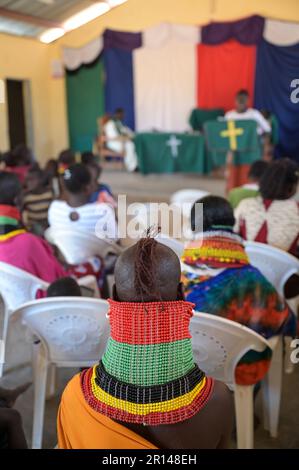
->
[181,196,296,386]
[3,144,34,184]
[57,237,233,449]
[23,166,54,236]
[48,163,117,238]
[227,160,268,209]
[0,172,66,283]
[0,171,106,290]
[84,159,117,208]
[44,159,60,198]
[234,158,299,255]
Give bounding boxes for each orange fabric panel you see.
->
[57,373,157,449]
[197,40,256,111]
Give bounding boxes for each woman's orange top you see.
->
[57,373,157,449]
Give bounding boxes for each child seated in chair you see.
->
[0,172,104,291]
[57,236,233,449]
[23,166,54,236]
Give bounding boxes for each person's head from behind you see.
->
[0,171,22,207]
[259,158,298,200]
[81,151,96,165]
[47,277,81,297]
[248,160,269,184]
[191,195,235,234]
[114,107,124,122]
[44,159,58,178]
[58,149,76,178]
[8,144,33,167]
[85,162,102,193]
[235,89,249,113]
[114,235,183,303]
[24,167,47,192]
[62,163,93,201]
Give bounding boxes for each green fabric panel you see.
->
[102,338,195,386]
[204,119,262,167]
[66,59,104,152]
[189,108,224,131]
[134,133,208,175]
[227,188,260,209]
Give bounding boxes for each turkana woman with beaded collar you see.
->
[57,237,233,449]
[181,195,296,386]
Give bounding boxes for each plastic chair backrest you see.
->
[16,297,110,364]
[245,241,299,297]
[170,189,210,219]
[170,189,210,205]
[190,311,270,388]
[155,234,185,258]
[45,228,121,265]
[0,262,48,312]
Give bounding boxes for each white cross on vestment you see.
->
[166,135,182,158]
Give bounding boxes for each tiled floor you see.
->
[0,170,298,449]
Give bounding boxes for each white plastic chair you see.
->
[245,241,299,374]
[155,234,185,258]
[45,227,122,265]
[0,261,49,377]
[14,297,110,449]
[245,241,299,298]
[170,189,210,219]
[190,311,273,449]
[0,262,101,377]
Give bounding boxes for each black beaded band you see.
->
[94,361,205,404]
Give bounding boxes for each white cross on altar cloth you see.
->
[166,135,182,158]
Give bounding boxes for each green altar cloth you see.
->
[204,119,262,167]
[134,133,207,175]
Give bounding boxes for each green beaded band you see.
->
[102,338,195,386]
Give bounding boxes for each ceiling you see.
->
[0,0,108,39]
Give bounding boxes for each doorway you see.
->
[6,79,33,150]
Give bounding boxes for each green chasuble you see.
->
[204,119,262,168]
[134,133,207,175]
[66,59,105,152]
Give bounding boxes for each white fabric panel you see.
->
[143,22,199,48]
[62,37,103,71]
[134,24,200,132]
[264,19,299,46]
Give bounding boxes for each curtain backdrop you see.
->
[66,59,104,152]
[201,15,264,45]
[197,40,256,111]
[133,23,199,132]
[254,39,299,162]
[103,29,141,130]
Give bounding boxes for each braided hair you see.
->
[259,158,298,200]
[134,235,160,301]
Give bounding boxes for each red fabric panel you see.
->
[197,40,256,111]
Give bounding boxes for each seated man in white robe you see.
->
[104,108,137,172]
